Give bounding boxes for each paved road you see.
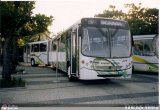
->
[0,65,158,107]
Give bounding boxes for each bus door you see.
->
[71,30,77,75]
[67,29,79,77]
[66,37,71,70]
[47,41,50,65]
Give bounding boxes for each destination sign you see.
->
[100,20,124,26]
[82,18,128,29]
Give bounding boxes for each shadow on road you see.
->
[133,71,158,75]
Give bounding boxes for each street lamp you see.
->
[52,36,60,83]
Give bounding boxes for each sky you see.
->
[33,0,159,35]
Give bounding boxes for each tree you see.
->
[124,3,158,35]
[1,1,53,81]
[13,13,53,69]
[19,13,53,42]
[95,5,126,20]
[95,3,159,35]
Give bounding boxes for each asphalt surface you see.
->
[0,64,159,107]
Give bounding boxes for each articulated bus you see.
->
[51,18,132,80]
[23,40,55,66]
[132,35,159,72]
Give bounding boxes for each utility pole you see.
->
[53,42,60,83]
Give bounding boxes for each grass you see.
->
[0,76,26,88]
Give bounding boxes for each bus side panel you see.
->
[132,55,159,72]
[30,41,49,65]
[38,52,48,64]
[49,51,56,67]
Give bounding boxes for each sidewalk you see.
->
[0,63,74,105]
[0,63,106,105]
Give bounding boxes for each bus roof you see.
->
[133,34,158,40]
[66,17,128,30]
[55,17,129,40]
[81,17,128,23]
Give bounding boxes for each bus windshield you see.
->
[82,27,131,58]
[134,39,156,56]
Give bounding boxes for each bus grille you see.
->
[93,66,122,71]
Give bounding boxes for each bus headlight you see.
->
[81,60,85,64]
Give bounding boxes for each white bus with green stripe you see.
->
[132,35,159,72]
[23,40,55,67]
[52,18,132,81]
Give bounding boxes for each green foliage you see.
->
[17,38,25,47]
[33,14,53,34]
[95,3,159,35]
[1,1,35,38]
[0,76,25,88]
[1,1,54,81]
[19,14,53,39]
[95,5,126,20]
[1,1,53,44]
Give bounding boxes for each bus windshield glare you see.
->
[82,27,131,58]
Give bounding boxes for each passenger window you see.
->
[40,43,47,52]
[33,44,39,52]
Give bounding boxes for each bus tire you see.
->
[31,59,35,67]
[68,66,77,81]
[132,66,134,72]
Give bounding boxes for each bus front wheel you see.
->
[31,59,35,67]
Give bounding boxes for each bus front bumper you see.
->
[79,67,132,80]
